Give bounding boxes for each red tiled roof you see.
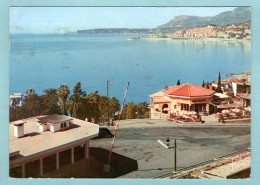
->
[162,84,215,97]
[212,78,243,85]
[228,78,243,83]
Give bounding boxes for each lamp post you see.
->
[157,138,177,171]
[107,80,114,124]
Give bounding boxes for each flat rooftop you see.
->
[10,93,23,98]
[9,115,99,159]
[37,114,73,124]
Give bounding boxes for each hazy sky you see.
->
[10,7,236,34]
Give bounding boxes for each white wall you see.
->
[50,121,71,133]
[14,124,24,137]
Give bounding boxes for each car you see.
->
[94,126,114,139]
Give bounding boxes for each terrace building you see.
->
[9,114,99,178]
[212,78,244,96]
[9,93,23,108]
[149,84,216,119]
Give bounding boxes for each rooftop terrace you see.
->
[9,115,99,161]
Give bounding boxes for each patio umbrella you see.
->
[222,109,230,113]
[245,107,251,112]
[231,108,240,113]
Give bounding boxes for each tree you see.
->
[109,97,120,118]
[137,102,149,119]
[41,88,60,115]
[120,104,128,120]
[68,94,83,118]
[10,89,61,121]
[68,82,86,118]
[57,84,70,115]
[85,91,101,122]
[206,82,209,89]
[97,96,120,122]
[216,72,223,93]
[25,88,36,97]
[126,101,137,119]
[177,79,180,85]
[19,93,43,118]
[44,88,57,96]
[212,86,216,91]
[201,80,205,87]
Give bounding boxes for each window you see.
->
[64,122,67,127]
[61,123,63,128]
[181,104,190,111]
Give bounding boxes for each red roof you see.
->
[212,78,243,85]
[228,78,243,83]
[162,84,215,97]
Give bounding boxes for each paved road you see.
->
[90,120,250,178]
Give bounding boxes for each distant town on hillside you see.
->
[76,7,251,40]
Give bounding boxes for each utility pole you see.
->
[174,139,177,171]
[157,138,177,171]
[107,80,114,124]
[107,80,109,123]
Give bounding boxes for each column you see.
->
[85,140,90,172]
[71,147,74,164]
[56,152,59,170]
[21,164,25,178]
[85,140,89,158]
[39,158,43,176]
[206,103,209,114]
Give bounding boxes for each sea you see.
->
[10,34,251,104]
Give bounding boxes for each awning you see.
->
[217,104,242,109]
[214,93,230,99]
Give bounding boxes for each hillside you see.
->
[157,7,251,31]
[153,21,251,40]
[77,28,155,34]
[77,7,251,35]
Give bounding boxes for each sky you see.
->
[9,7,236,34]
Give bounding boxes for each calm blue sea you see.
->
[10,34,251,104]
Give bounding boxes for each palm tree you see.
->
[44,88,57,96]
[57,84,70,115]
[67,94,82,118]
[109,97,120,116]
[25,88,35,96]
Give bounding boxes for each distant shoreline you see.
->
[141,36,251,42]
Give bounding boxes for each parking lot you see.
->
[90,119,251,178]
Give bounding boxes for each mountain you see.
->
[77,28,155,34]
[77,7,251,35]
[157,7,251,30]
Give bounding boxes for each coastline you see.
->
[141,36,251,43]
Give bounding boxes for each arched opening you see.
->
[162,104,168,114]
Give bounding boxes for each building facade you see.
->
[150,84,216,119]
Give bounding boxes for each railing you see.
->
[154,148,251,179]
[150,112,170,119]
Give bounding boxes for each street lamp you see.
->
[157,138,177,171]
[166,137,170,147]
[107,80,114,124]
